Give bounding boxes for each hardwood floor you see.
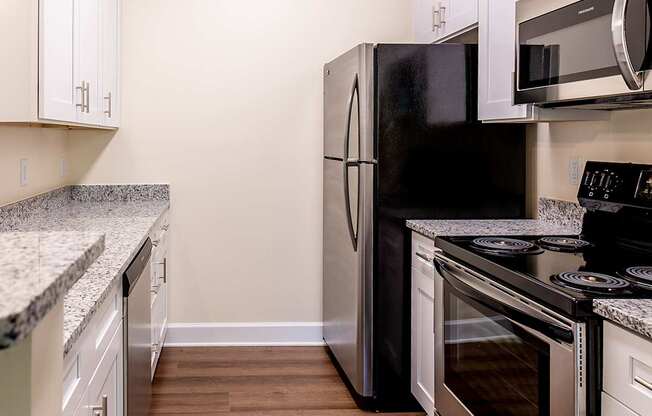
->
[150,346,426,415]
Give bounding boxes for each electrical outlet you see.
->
[60,159,67,178]
[569,157,582,186]
[20,159,28,187]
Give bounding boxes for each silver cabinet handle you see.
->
[439,2,446,24]
[634,376,652,393]
[104,91,112,118]
[432,7,440,30]
[90,395,107,416]
[84,82,90,113]
[152,343,159,352]
[612,0,644,90]
[161,224,169,231]
[152,239,160,247]
[416,251,434,263]
[157,258,167,283]
[76,83,85,111]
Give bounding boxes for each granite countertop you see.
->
[0,231,105,349]
[594,300,652,341]
[1,185,169,355]
[406,219,580,240]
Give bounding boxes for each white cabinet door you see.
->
[411,233,436,416]
[439,0,478,39]
[86,322,123,416]
[602,393,639,416]
[100,0,120,127]
[75,0,102,125]
[414,0,440,43]
[39,0,77,122]
[478,0,529,121]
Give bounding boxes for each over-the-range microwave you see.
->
[515,0,652,109]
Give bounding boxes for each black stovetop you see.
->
[435,234,652,318]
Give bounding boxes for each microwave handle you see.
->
[433,255,575,344]
[612,0,644,90]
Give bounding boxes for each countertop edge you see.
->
[593,300,652,341]
[0,233,106,349]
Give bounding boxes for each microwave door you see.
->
[515,0,650,105]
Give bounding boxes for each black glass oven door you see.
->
[518,0,651,91]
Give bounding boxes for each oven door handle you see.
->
[433,256,575,345]
[612,0,644,90]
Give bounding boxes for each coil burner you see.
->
[552,271,630,294]
[538,237,592,252]
[471,237,543,257]
[621,266,652,290]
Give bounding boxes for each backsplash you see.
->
[0,185,169,232]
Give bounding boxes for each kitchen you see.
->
[0,0,651,415]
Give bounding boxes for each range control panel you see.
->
[578,162,652,212]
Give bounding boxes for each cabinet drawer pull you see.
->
[432,7,440,30]
[634,376,652,393]
[157,258,167,283]
[439,2,447,24]
[416,251,434,263]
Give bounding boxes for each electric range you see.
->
[432,161,652,416]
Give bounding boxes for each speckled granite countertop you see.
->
[0,232,105,349]
[407,198,584,240]
[1,185,169,355]
[594,300,652,341]
[406,219,580,240]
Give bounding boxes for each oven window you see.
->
[518,0,650,90]
[444,284,551,416]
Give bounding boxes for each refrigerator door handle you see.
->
[343,73,360,251]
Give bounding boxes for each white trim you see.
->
[164,322,324,347]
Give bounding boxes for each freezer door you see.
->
[323,158,374,397]
[324,44,374,162]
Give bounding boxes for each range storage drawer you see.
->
[603,321,652,416]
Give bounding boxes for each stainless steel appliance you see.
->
[323,43,527,411]
[433,161,652,416]
[123,238,152,416]
[515,0,652,108]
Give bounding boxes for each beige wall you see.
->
[528,110,652,205]
[67,0,414,323]
[0,126,70,206]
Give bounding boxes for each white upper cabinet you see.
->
[414,0,478,44]
[39,0,76,123]
[477,0,528,121]
[0,0,120,128]
[100,0,121,127]
[75,0,102,126]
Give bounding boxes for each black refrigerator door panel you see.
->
[372,44,526,412]
[375,44,526,220]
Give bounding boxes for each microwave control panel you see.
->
[578,162,652,211]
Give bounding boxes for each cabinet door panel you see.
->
[75,0,102,125]
[438,0,478,40]
[478,0,528,121]
[100,0,120,127]
[411,260,435,416]
[39,0,76,122]
[87,322,123,416]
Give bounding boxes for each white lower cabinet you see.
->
[602,392,638,416]
[411,232,437,416]
[63,284,123,416]
[603,321,652,416]
[150,210,170,378]
[84,322,123,416]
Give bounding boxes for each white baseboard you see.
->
[165,322,324,347]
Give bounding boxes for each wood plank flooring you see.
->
[150,346,426,415]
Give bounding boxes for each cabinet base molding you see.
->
[165,322,324,347]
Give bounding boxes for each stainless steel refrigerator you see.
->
[323,43,526,411]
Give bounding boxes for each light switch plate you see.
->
[569,157,582,186]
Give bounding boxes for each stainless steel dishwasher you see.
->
[123,238,152,416]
